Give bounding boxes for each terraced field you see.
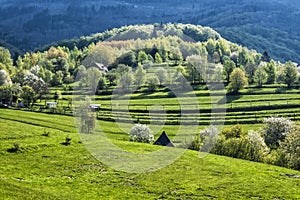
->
[30,85,300,127]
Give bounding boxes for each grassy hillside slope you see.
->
[0,109,299,199]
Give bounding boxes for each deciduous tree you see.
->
[135,65,146,88]
[147,76,160,92]
[228,68,248,93]
[137,51,148,64]
[283,61,298,88]
[261,117,293,150]
[155,52,163,64]
[264,61,276,84]
[155,68,167,86]
[0,69,12,86]
[254,66,268,87]
[20,85,36,107]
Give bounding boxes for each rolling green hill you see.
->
[0,109,300,199]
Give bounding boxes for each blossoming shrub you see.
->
[129,124,154,143]
[261,116,293,149]
[183,126,218,151]
[212,129,269,162]
[247,130,269,162]
[279,127,300,170]
[202,117,300,170]
[199,126,219,152]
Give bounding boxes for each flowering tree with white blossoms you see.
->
[129,124,154,143]
[248,130,269,161]
[261,116,294,149]
[199,126,219,152]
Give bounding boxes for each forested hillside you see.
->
[0,0,300,63]
[1,23,298,108]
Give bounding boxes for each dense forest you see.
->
[0,0,300,63]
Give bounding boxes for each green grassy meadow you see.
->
[34,85,300,127]
[2,85,300,199]
[0,109,300,199]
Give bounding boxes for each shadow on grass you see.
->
[275,87,289,94]
[7,143,21,153]
[247,87,263,94]
[218,94,242,104]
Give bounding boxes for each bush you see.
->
[279,127,300,170]
[247,130,269,162]
[129,124,154,143]
[184,134,203,151]
[180,126,218,151]
[210,134,225,155]
[261,116,293,149]
[264,150,286,167]
[211,122,300,169]
[212,129,268,162]
[212,137,250,159]
[199,126,218,152]
[221,124,244,139]
[181,134,202,151]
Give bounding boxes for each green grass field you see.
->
[0,109,299,199]
[36,85,300,127]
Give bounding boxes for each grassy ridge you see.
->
[0,109,300,199]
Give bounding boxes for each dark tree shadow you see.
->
[218,94,242,104]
